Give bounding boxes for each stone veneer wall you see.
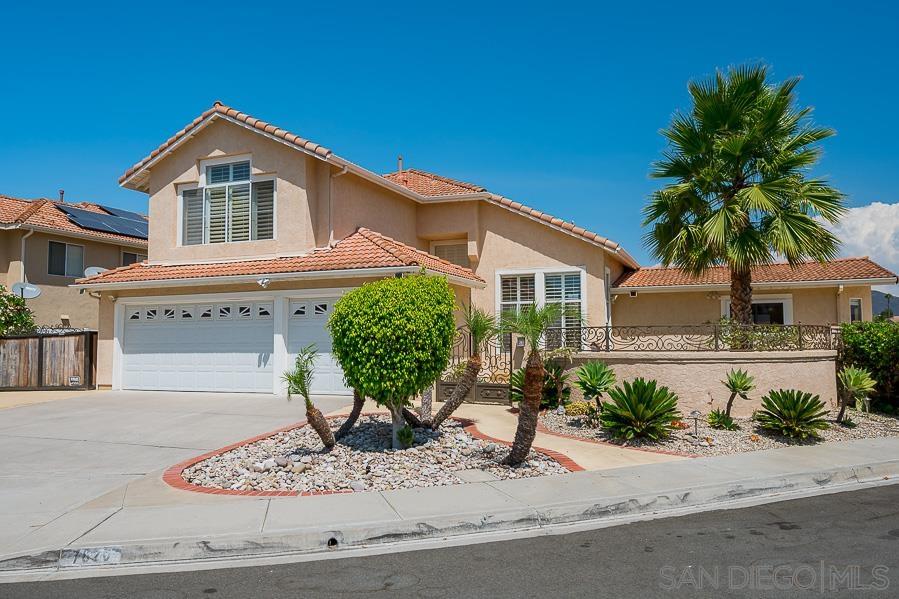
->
[562,350,838,418]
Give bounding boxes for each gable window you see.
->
[431,241,470,268]
[122,251,147,266]
[181,159,275,245]
[48,241,84,277]
[849,298,863,322]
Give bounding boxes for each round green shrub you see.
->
[328,274,456,446]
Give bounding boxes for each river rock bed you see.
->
[183,415,568,493]
[540,409,899,457]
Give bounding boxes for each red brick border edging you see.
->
[162,412,584,497]
[535,420,698,459]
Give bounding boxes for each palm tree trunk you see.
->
[306,403,335,449]
[335,389,364,440]
[729,268,753,325]
[428,356,482,429]
[419,386,433,421]
[836,391,848,423]
[502,351,544,466]
[724,392,737,417]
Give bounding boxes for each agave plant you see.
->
[283,344,335,449]
[575,361,616,410]
[722,369,755,417]
[600,378,682,441]
[755,389,829,441]
[708,408,739,431]
[429,306,497,429]
[836,366,876,423]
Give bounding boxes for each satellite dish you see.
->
[83,266,108,278]
[11,282,41,299]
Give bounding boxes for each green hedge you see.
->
[840,321,899,408]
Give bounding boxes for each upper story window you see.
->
[432,241,470,268]
[122,251,147,266]
[48,241,84,277]
[182,160,275,245]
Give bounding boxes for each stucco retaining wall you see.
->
[562,350,838,418]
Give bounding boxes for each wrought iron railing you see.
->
[544,323,839,352]
[443,327,513,383]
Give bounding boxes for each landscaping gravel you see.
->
[183,415,568,493]
[540,409,899,457]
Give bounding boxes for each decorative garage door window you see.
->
[289,301,331,319]
[126,303,275,322]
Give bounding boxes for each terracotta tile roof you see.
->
[76,227,483,287]
[120,101,332,188]
[119,102,636,267]
[613,257,898,289]
[0,195,148,246]
[382,168,639,267]
[383,169,485,196]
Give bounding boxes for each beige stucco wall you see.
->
[0,230,143,329]
[563,350,838,417]
[612,285,875,326]
[94,277,471,388]
[147,120,320,262]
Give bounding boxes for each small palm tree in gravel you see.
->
[836,366,876,424]
[284,344,335,449]
[428,306,498,429]
[722,369,755,417]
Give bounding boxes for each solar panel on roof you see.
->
[99,204,147,222]
[57,204,148,239]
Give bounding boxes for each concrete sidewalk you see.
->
[2,435,897,580]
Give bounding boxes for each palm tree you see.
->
[500,303,562,466]
[429,306,498,429]
[644,65,846,324]
[334,389,365,440]
[885,293,894,318]
[836,366,876,423]
[283,344,335,449]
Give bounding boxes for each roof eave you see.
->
[73,265,484,291]
[612,276,899,294]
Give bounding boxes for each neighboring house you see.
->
[0,195,148,329]
[75,102,898,394]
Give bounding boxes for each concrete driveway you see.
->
[0,390,352,550]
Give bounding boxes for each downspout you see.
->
[328,165,348,246]
[20,227,35,283]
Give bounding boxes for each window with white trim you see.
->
[849,298,863,323]
[122,251,147,266]
[545,272,582,348]
[48,241,84,277]
[182,160,275,245]
[722,296,793,325]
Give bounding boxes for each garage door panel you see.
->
[287,298,350,396]
[123,303,274,393]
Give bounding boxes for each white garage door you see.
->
[123,302,274,393]
[287,298,350,395]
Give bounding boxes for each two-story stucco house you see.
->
[75,102,897,394]
[0,194,148,328]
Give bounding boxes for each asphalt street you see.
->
[4,484,899,598]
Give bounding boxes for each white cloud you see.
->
[825,201,899,294]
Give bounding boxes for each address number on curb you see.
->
[60,547,123,567]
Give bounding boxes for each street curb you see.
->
[2,456,897,576]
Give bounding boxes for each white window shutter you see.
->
[229,183,251,242]
[252,181,274,240]
[182,189,204,245]
[206,187,228,244]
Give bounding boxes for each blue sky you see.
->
[1,0,897,283]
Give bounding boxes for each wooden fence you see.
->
[0,330,97,391]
